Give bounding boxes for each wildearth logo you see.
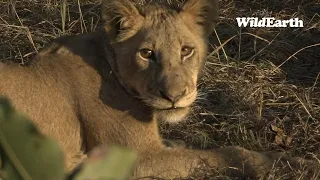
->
[236,17,304,28]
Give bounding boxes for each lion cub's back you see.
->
[0,63,83,161]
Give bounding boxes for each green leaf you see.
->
[73,146,137,180]
[0,97,65,180]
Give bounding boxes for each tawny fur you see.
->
[0,0,312,179]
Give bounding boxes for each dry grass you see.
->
[1,0,319,179]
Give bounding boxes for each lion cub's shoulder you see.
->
[38,31,108,60]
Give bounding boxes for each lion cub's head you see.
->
[102,0,218,123]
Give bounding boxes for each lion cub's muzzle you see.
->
[148,74,197,110]
[159,87,187,108]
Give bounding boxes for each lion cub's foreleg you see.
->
[134,146,312,179]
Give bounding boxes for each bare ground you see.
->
[0,0,319,179]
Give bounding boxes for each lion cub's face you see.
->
[102,0,218,123]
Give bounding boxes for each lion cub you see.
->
[0,0,313,179]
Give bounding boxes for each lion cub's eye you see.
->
[181,46,194,60]
[139,49,155,61]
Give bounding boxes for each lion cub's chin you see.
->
[153,107,190,123]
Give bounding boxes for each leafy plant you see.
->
[0,97,137,180]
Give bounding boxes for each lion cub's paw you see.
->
[264,151,319,175]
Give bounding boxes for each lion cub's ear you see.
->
[101,0,144,42]
[180,0,219,37]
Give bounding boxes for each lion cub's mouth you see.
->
[148,100,192,112]
[142,89,197,111]
[153,106,191,123]
[157,106,186,111]
[142,92,194,122]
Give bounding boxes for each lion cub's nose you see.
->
[159,88,187,103]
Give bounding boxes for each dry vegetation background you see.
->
[0,0,319,179]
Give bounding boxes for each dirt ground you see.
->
[0,0,319,179]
